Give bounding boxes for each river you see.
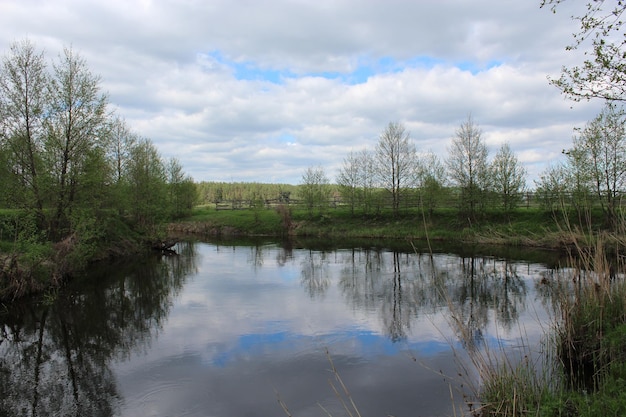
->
[0,238,565,416]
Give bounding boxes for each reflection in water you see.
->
[0,240,563,417]
[301,250,332,298]
[332,248,529,346]
[0,243,197,417]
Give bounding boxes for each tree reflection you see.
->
[275,240,294,266]
[300,249,331,298]
[336,248,528,346]
[0,245,197,417]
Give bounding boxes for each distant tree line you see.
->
[196,182,298,207]
[322,107,625,230]
[254,110,621,231]
[328,118,528,223]
[0,39,196,246]
[193,105,626,232]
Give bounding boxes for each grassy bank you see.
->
[170,204,576,249]
[0,209,150,301]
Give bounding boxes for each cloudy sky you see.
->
[0,0,605,185]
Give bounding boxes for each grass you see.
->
[455,228,626,417]
[173,204,285,235]
[175,205,566,247]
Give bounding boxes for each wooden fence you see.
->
[205,190,626,212]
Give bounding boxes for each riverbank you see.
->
[0,214,154,302]
[168,205,581,250]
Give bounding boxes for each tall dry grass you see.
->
[445,295,556,417]
[448,223,626,416]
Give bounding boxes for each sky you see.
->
[0,0,606,186]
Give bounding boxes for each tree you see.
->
[535,158,593,228]
[446,115,490,219]
[126,138,168,229]
[0,39,195,244]
[418,151,448,215]
[102,116,138,216]
[542,1,626,101]
[374,122,417,214]
[0,39,48,217]
[45,46,108,232]
[535,163,572,212]
[568,103,626,227]
[300,165,330,217]
[490,142,527,212]
[358,148,378,214]
[166,157,196,219]
[107,116,137,184]
[336,150,361,214]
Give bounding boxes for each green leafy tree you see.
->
[490,142,527,212]
[166,157,196,218]
[107,116,137,183]
[536,151,593,224]
[104,116,138,216]
[0,39,195,241]
[563,145,594,217]
[45,46,108,232]
[126,138,168,229]
[0,39,48,218]
[535,163,572,212]
[542,0,626,101]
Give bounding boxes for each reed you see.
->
[445,293,556,417]
[456,227,626,416]
[554,233,626,391]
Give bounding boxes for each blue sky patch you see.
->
[455,59,503,74]
[204,50,503,86]
[209,326,453,367]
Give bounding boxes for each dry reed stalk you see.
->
[275,388,293,417]
[324,348,362,417]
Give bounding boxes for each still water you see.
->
[0,239,564,417]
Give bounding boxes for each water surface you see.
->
[0,239,563,417]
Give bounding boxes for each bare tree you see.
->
[300,165,330,217]
[446,115,489,219]
[374,122,417,214]
[358,148,378,214]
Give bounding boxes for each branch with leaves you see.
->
[542,0,626,101]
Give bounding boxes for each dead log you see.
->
[152,239,178,254]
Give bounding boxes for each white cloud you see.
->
[0,0,605,184]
